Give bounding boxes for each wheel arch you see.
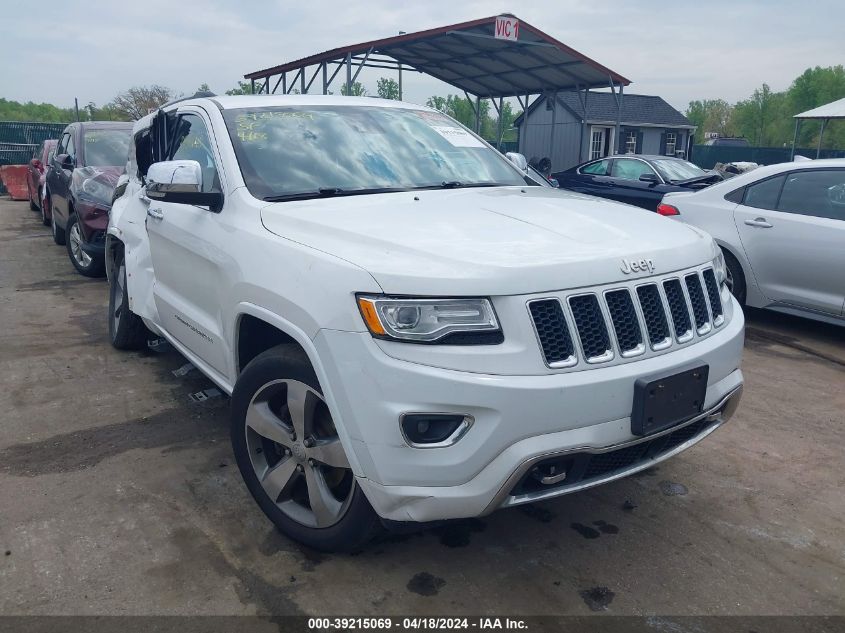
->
[233,302,366,476]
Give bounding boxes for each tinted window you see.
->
[222,106,527,200]
[743,175,785,210]
[611,158,655,181]
[169,114,220,193]
[580,159,610,175]
[84,129,131,167]
[57,133,70,156]
[777,170,845,221]
[66,134,76,160]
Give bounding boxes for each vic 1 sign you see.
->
[494,16,519,41]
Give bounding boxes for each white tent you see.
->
[791,97,845,159]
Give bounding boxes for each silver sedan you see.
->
[660,159,845,325]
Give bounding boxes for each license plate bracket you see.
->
[631,365,709,436]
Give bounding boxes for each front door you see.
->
[734,168,845,315]
[144,107,232,379]
[590,126,614,160]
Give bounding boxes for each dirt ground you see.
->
[1,198,843,617]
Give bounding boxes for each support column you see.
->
[615,84,624,154]
[790,119,800,160]
[346,53,352,95]
[322,63,328,94]
[475,96,481,134]
[398,64,403,101]
[250,79,255,95]
[816,118,828,158]
[301,67,306,95]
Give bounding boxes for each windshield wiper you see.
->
[411,181,512,191]
[263,187,409,202]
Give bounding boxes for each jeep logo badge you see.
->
[621,258,655,274]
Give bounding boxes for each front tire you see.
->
[66,214,105,277]
[231,345,381,552]
[108,249,148,349]
[722,248,746,305]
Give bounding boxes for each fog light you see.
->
[400,413,473,448]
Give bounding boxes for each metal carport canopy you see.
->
[791,97,845,159]
[243,14,631,99]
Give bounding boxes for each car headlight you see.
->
[357,296,501,344]
[712,251,727,286]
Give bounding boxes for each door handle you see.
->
[147,207,164,220]
[744,217,773,228]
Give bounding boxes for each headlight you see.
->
[712,251,727,286]
[357,296,501,344]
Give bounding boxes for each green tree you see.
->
[196,83,212,94]
[0,98,74,123]
[109,85,175,120]
[226,80,253,95]
[341,82,368,96]
[376,77,400,100]
[685,99,734,138]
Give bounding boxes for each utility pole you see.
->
[74,98,80,122]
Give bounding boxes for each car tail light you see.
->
[657,203,680,216]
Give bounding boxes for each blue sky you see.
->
[2,0,842,112]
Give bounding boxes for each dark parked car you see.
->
[45,121,132,277]
[26,138,57,223]
[704,136,750,147]
[552,155,722,213]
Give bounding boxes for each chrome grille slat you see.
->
[663,279,694,343]
[528,299,576,367]
[604,289,645,357]
[685,273,712,335]
[526,264,724,371]
[636,284,672,350]
[569,294,613,363]
[702,268,724,326]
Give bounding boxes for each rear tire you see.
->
[28,183,38,211]
[722,248,746,306]
[231,344,382,552]
[108,249,148,350]
[51,213,66,245]
[66,214,105,277]
[41,192,51,226]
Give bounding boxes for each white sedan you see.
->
[661,159,845,325]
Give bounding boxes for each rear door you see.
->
[734,168,845,315]
[607,157,665,210]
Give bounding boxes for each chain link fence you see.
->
[0,121,69,194]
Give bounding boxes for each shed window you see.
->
[625,131,637,154]
[665,132,677,156]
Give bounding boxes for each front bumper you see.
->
[75,200,109,256]
[314,298,744,523]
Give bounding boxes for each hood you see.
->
[260,187,716,295]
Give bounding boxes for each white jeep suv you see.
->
[107,95,744,551]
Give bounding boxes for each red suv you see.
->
[27,139,58,225]
[46,122,132,277]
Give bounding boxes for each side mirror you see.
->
[58,153,74,171]
[146,160,223,212]
[505,152,528,171]
[639,173,659,184]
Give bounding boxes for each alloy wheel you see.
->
[69,221,92,268]
[244,379,353,528]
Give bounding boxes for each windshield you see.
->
[222,105,529,200]
[651,159,708,182]
[84,129,131,167]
